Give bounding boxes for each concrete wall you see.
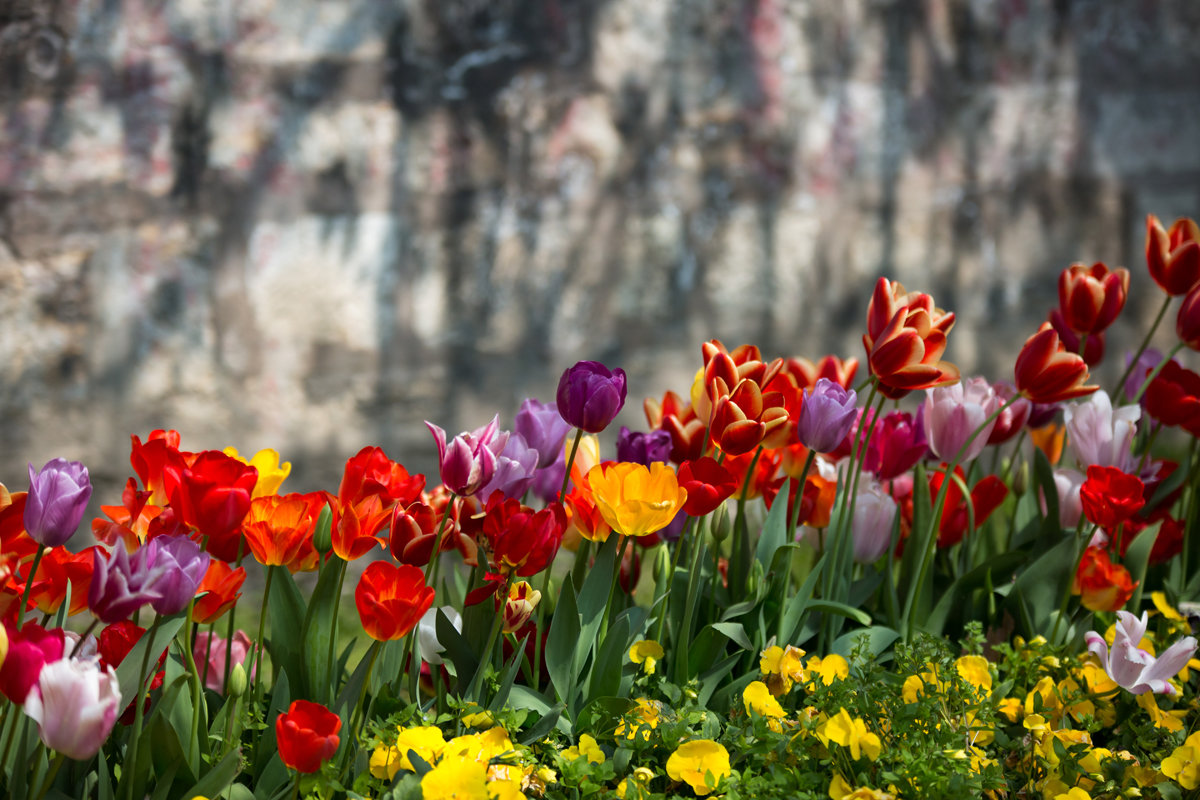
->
[3,0,1199,495]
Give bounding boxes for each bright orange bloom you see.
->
[1029,422,1064,466]
[1057,262,1129,335]
[0,490,39,566]
[708,378,789,456]
[1146,214,1200,296]
[240,492,325,572]
[694,340,784,432]
[644,390,706,463]
[781,355,859,392]
[192,560,246,624]
[1014,322,1098,403]
[587,462,687,538]
[565,481,613,543]
[331,447,426,562]
[1074,546,1136,612]
[355,561,435,641]
[22,545,99,616]
[867,304,960,399]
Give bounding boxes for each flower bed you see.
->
[1,214,1199,799]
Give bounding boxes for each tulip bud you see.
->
[710,505,732,544]
[312,505,333,554]
[227,662,248,698]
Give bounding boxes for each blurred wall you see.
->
[3,0,1200,495]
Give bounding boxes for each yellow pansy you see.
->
[1152,591,1185,622]
[615,767,655,799]
[369,744,403,780]
[827,772,897,800]
[1161,731,1200,789]
[743,680,785,720]
[615,698,663,741]
[587,462,687,538]
[760,644,806,694]
[665,739,731,796]
[562,733,606,764]
[462,711,497,729]
[1024,676,1064,724]
[224,446,291,498]
[998,697,1023,723]
[817,708,881,761]
[1052,788,1091,800]
[954,654,992,695]
[629,640,665,675]
[805,653,849,686]
[422,755,489,800]
[1136,691,1187,733]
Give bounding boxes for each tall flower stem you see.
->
[32,751,66,800]
[345,641,381,768]
[251,567,275,710]
[729,445,765,599]
[409,498,455,702]
[653,517,696,644]
[558,429,584,505]
[16,544,46,628]
[673,512,712,685]
[1112,293,1173,398]
[599,535,633,643]
[180,601,205,768]
[779,450,818,637]
[124,613,163,800]
[468,609,505,704]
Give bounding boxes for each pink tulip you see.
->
[1062,390,1140,473]
[23,657,121,759]
[193,630,255,694]
[850,476,897,563]
[922,377,1000,464]
[425,416,509,497]
[1085,611,1198,695]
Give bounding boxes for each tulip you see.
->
[864,410,928,481]
[88,542,169,624]
[849,476,897,564]
[1123,348,1168,402]
[129,429,187,506]
[147,534,210,616]
[0,621,65,704]
[242,492,325,570]
[355,561,435,641]
[1062,390,1140,473]
[502,581,541,633]
[1178,282,1200,350]
[193,630,255,693]
[707,379,789,456]
[514,398,571,466]
[1079,466,1144,530]
[24,458,92,548]
[192,560,246,624]
[482,496,566,577]
[796,379,858,454]
[1146,214,1200,296]
[644,390,706,463]
[1045,467,1085,530]
[922,377,1000,464]
[556,360,628,433]
[615,427,673,466]
[676,457,738,517]
[276,699,342,774]
[783,354,859,391]
[1073,546,1135,612]
[866,305,960,399]
[24,657,121,759]
[165,449,258,542]
[425,416,509,497]
[223,447,291,498]
[1048,308,1105,367]
[985,381,1031,445]
[1086,611,1198,695]
[924,466,1008,548]
[587,462,688,538]
[1057,261,1129,335]
[1014,322,1098,404]
[478,434,541,501]
[337,446,425,512]
[416,606,460,665]
[1143,360,1200,437]
[23,545,98,616]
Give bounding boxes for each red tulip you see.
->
[1079,465,1144,530]
[1177,282,1200,350]
[355,561,434,641]
[1057,261,1129,335]
[1146,214,1200,296]
[166,450,257,544]
[192,560,246,624]
[707,379,789,456]
[866,304,960,399]
[1074,546,1135,612]
[677,457,738,516]
[276,699,341,774]
[1143,360,1200,436]
[1014,322,1097,403]
[481,495,566,578]
[1048,308,1105,366]
[644,390,706,463]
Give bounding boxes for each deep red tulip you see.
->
[1146,214,1200,296]
[925,466,1008,548]
[1143,360,1200,436]
[338,446,425,514]
[355,561,435,642]
[0,621,64,704]
[1079,465,1144,530]
[481,495,566,578]
[276,699,341,774]
[1057,261,1129,335]
[644,390,706,463]
[676,457,738,516]
[1048,308,1105,367]
[165,450,257,543]
[1177,282,1200,350]
[1014,322,1097,404]
[707,379,789,456]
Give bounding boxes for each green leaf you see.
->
[544,582,581,711]
[180,748,242,800]
[435,608,478,692]
[489,633,531,712]
[924,551,1027,636]
[517,702,567,745]
[709,621,753,651]
[1125,519,1161,612]
[266,565,308,687]
[253,669,292,784]
[755,487,791,566]
[1008,535,1077,636]
[588,614,630,701]
[782,554,824,642]
[805,600,870,626]
[301,521,342,704]
[575,696,635,738]
[115,614,186,715]
[831,625,900,659]
[697,652,742,708]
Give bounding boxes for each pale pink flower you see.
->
[922,377,1000,464]
[23,657,121,759]
[193,630,256,694]
[1085,611,1197,695]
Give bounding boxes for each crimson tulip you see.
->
[1143,360,1200,436]
[1146,213,1200,296]
[677,457,738,516]
[1057,261,1129,335]
[1014,322,1097,403]
[1177,282,1200,350]
[1079,465,1144,530]
[481,495,566,578]
[276,699,342,773]
[355,561,435,641]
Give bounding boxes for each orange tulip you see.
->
[240,493,325,572]
[355,561,435,641]
[1146,214,1200,296]
[867,304,960,399]
[192,560,246,624]
[1014,322,1098,404]
[1074,546,1136,612]
[707,379,789,456]
[587,462,687,538]
[1057,261,1129,335]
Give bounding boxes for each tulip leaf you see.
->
[707,665,758,714]
[266,565,308,689]
[697,651,743,707]
[588,612,630,700]
[710,621,753,651]
[490,633,530,712]
[253,668,291,783]
[575,696,635,738]
[114,613,186,718]
[436,608,478,694]
[755,487,792,567]
[924,551,1027,636]
[805,600,871,627]
[180,748,242,800]
[781,556,825,643]
[1125,518,1161,612]
[517,699,568,745]
[1008,535,1077,636]
[832,625,901,659]
[301,511,341,704]
[544,582,581,713]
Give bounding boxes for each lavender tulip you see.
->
[150,534,210,616]
[478,433,541,501]
[922,377,1000,464]
[1063,390,1139,473]
[88,543,169,623]
[850,476,897,563]
[615,426,673,466]
[193,631,255,694]
[797,378,858,453]
[24,657,121,760]
[1085,611,1198,695]
[24,458,92,548]
[425,416,510,497]
[556,360,627,433]
[514,398,571,466]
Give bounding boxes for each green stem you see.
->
[673,513,711,685]
[654,517,695,645]
[531,553,557,693]
[32,751,66,800]
[180,600,204,768]
[559,429,584,504]
[124,613,163,800]
[409,498,455,702]
[469,609,505,703]
[251,567,275,710]
[1112,293,1173,399]
[1132,341,1187,405]
[599,536,633,643]
[17,544,46,627]
[347,642,381,761]
[729,445,765,600]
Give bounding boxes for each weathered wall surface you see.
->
[3,0,1200,494]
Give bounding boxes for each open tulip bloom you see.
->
[5,232,1200,800]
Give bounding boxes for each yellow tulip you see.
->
[586,462,687,538]
[224,447,291,498]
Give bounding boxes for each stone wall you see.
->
[3,0,1200,496]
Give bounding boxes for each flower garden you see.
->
[2,214,1200,799]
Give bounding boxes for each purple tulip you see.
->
[615,426,673,466]
[530,451,568,504]
[23,656,121,760]
[425,416,510,496]
[797,378,858,453]
[1086,611,1197,695]
[149,534,211,616]
[24,458,93,548]
[514,398,571,466]
[478,433,541,501]
[88,542,170,623]
[556,360,627,433]
[922,377,1000,464]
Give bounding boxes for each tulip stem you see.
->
[729,445,765,600]
[558,429,584,505]
[32,751,65,800]
[599,535,633,644]
[124,613,162,800]
[251,567,275,711]
[347,641,381,765]
[17,544,46,628]
[469,610,505,704]
[674,514,710,685]
[654,516,695,644]
[180,600,205,769]
[1112,293,1173,399]
[1131,341,1186,406]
